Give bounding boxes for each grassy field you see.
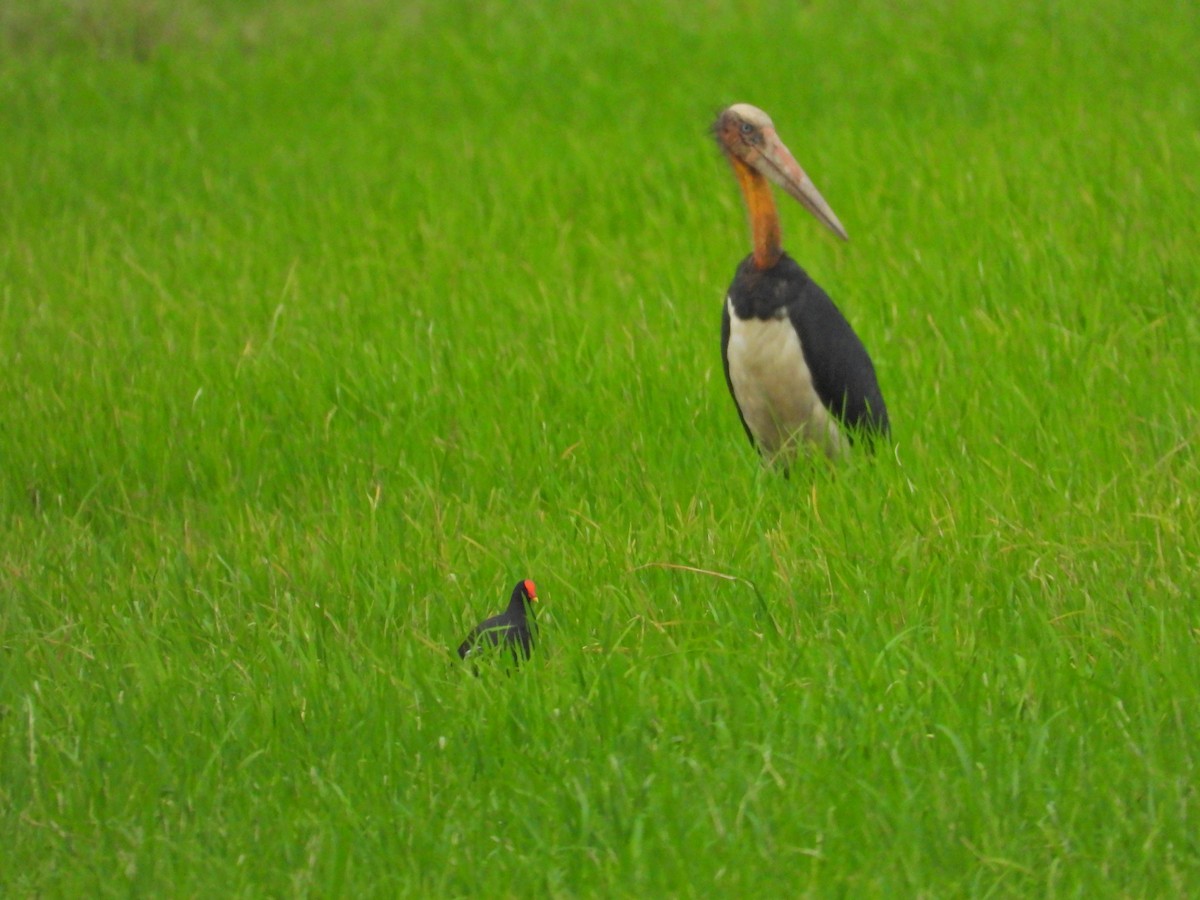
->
[3,0,1199,894]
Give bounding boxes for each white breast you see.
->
[725,297,846,461]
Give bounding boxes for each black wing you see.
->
[787,294,889,440]
[457,613,506,659]
[457,618,534,662]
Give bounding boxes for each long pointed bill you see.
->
[757,128,848,241]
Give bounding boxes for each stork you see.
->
[714,103,889,467]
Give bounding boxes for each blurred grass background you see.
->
[2,0,1199,894]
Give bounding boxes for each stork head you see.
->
[714,103,847,241]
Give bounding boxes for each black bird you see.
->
[713,103,889,466]
[457,579,538,664]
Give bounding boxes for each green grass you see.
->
[3,0,1199,894]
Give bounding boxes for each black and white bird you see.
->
[713,103,889,467]
[457,579,538,664]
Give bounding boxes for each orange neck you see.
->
[731,156,782,270]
